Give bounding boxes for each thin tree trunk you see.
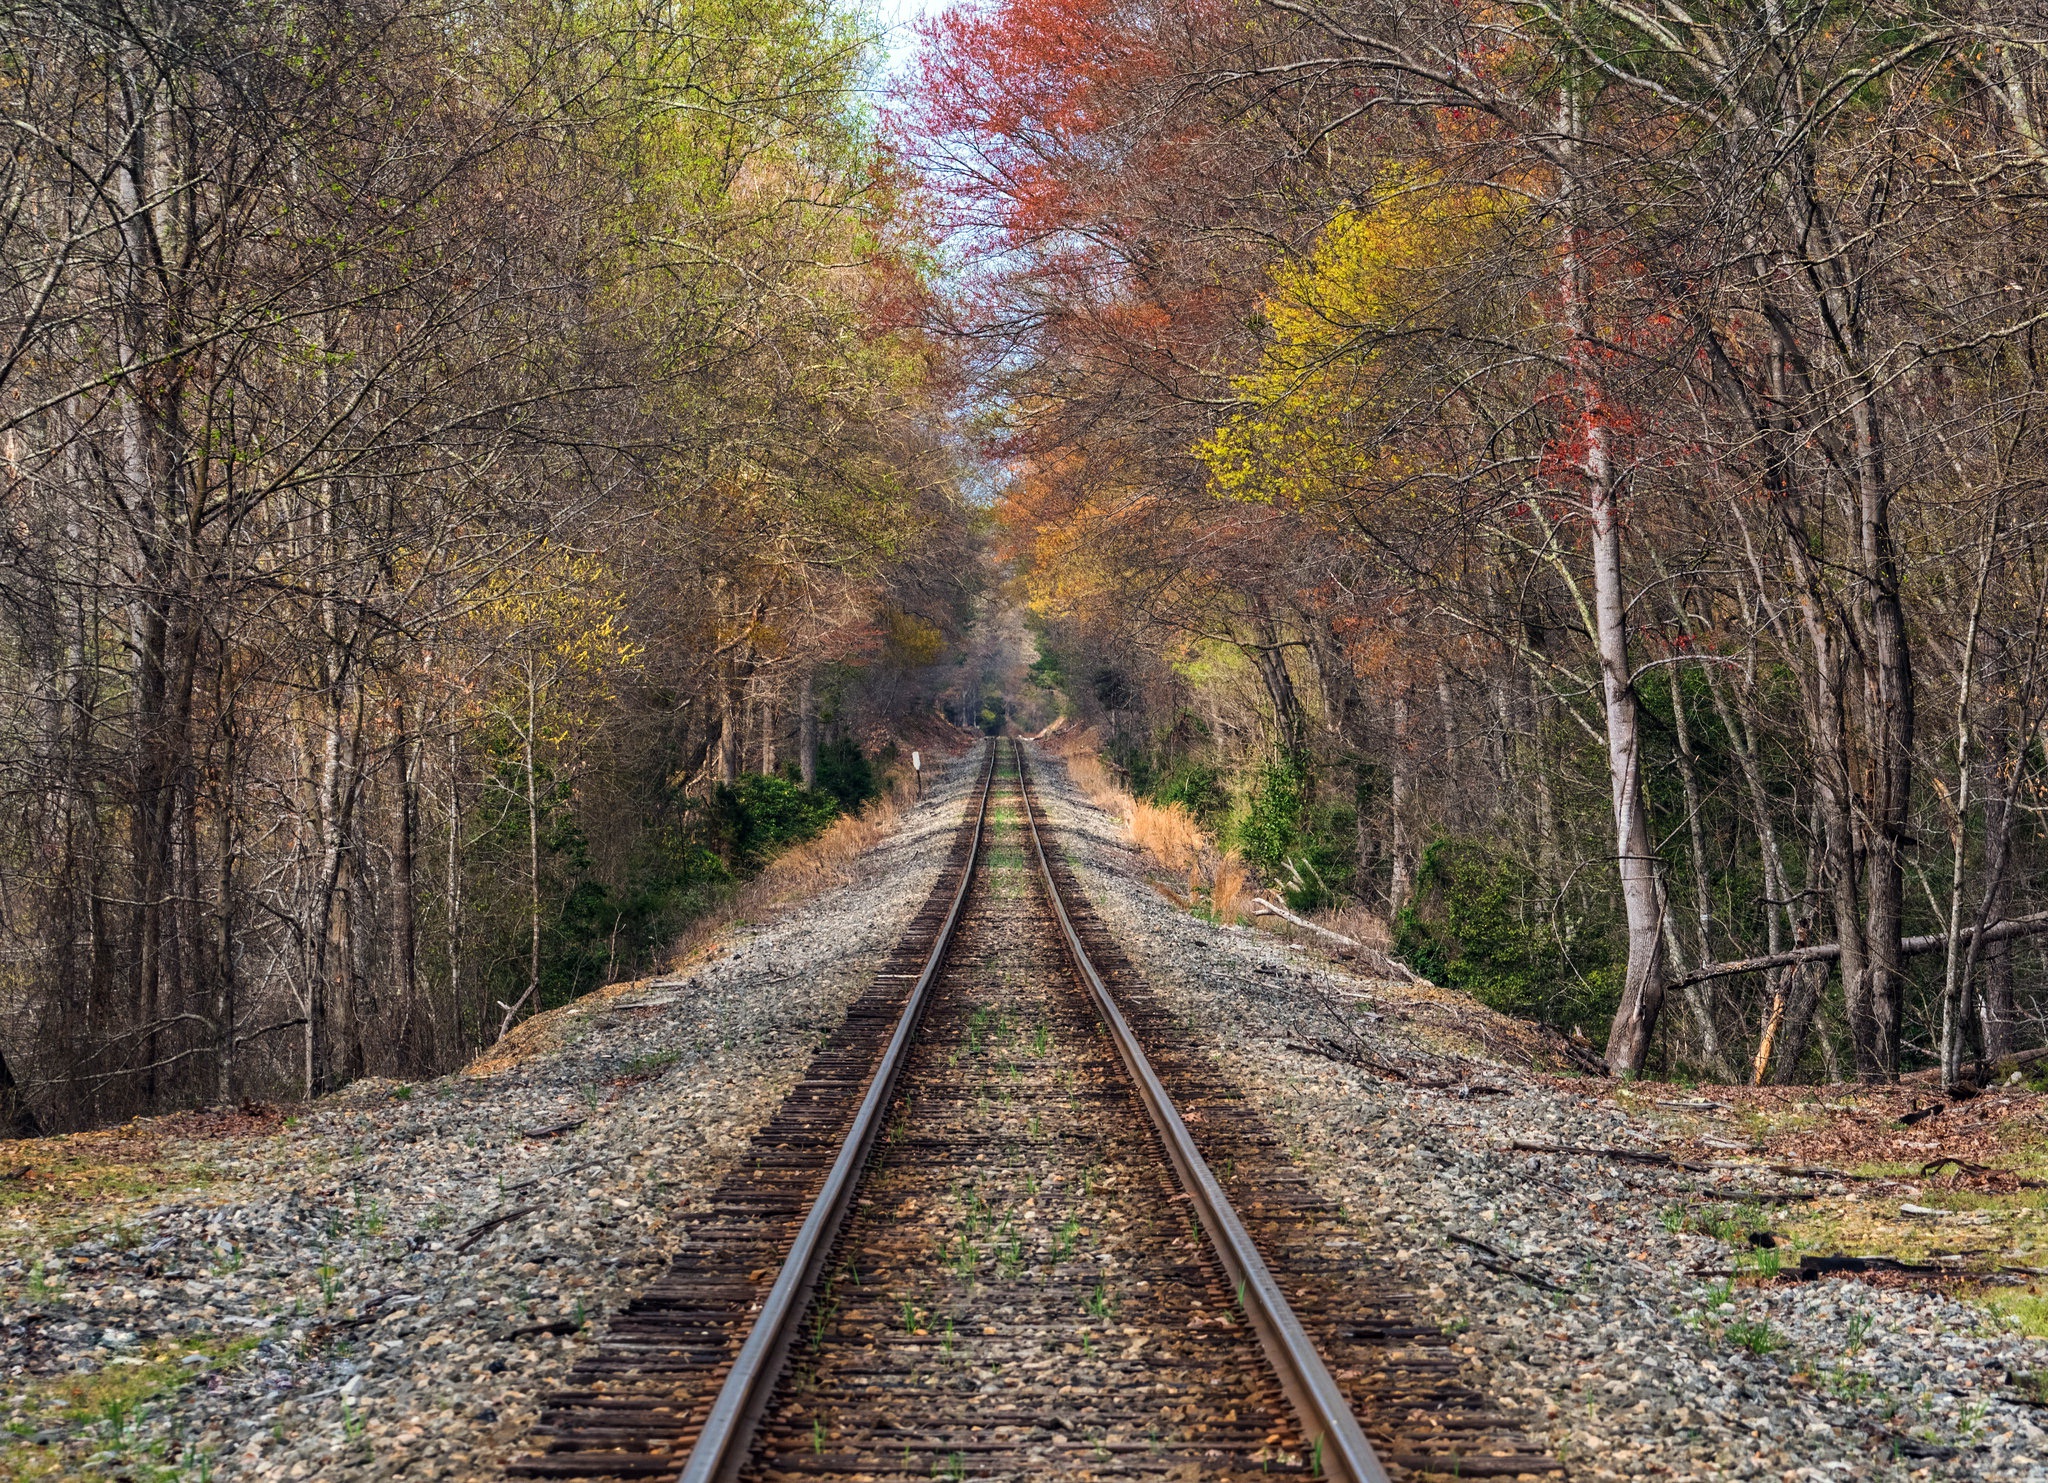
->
[1562,189,1669,1076]
[799,669,817,789]
[1435,660,1458,811]
[1980,783,2017,1062]
[1248,603,1305,753]
[1389,689,1415,910]
[395,707,420,1067]
[1939,517,1997,1087]
[525,664,542,1020]
[446,732,463,1051]
[1665,664,1729,1076]
[718,665,740,785]
[214,694,236,1106]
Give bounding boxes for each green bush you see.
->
[1233,753,1354,911]
[485,822,735,1015]
[1394,838,1619,1034]
[1147,760,1229,829]
[815,735,879,813]
[717,773,842,870]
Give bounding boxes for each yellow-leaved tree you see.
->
[1199,180,1527,521]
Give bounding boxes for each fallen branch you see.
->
[1280,1035,1411,1082]
[1448,1232,1572,1293]
[1675,909,2048,988]
[503,1315,584,1339]
[455,1205,538,1253]
[1509,1139,1713,1172]
[1249,898,1417,981]
[336,1291,423,1327]
[1920,1155,2045,1187]
[505,1158,604,1195]
[495,987,538,1042]
[522,1119,585,1140]
[1797,1254,1949,1280]
[1767,1163,1881,1181]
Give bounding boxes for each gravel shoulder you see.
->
[0,745,985,1483]
[1023,743,2048,1483]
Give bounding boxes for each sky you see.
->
[867,0,939,80]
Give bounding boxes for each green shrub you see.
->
[815,736,879,813]
[718,773,841,869]
[1394,838,1619,1034]
[1232,753,1354,911]
[1148,760,1229,829]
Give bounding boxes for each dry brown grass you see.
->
[1130,798,1203,874]
[1053,737,1251,925]
[1209,856,1250,925]
[1061,747,1134,820]
[1316,902,1395,950]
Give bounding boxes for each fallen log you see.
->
[1249,898,1418,981]
[1675,908,2048,988]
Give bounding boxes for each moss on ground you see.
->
[0,1140,221,1262]
[0,1332,259,1481]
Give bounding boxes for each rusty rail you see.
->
[1015,740,1393,1483]
[673,742,999,1483]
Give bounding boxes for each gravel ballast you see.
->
[1023,744,2048,1483]
[0,748,985,1482]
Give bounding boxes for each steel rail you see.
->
[676,742,1000,1483]
[1014,740,1394,1483]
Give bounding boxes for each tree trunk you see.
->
[0,1048,40,1140]
[1354,759,1381,910]
[1435,660,1458,810]
[525,668,542,1020]
[213,697,237,1106]
[799,669,817,789]
[718,666,741,785]
[1389,689,1415,911]
[1766,957,1831,1084]
[1981,792,2016,1062]
[1565,230,1668,1077]
[446,732,464,1051]
[395,711,420,1066]
[1248,604,1304,752]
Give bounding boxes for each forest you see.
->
[0,0,976,1133]
[8,0,2048,1135]
[899,0,2048,1087]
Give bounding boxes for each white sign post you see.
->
[911,750,922,800]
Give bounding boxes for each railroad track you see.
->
[509,741,1554,1482]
